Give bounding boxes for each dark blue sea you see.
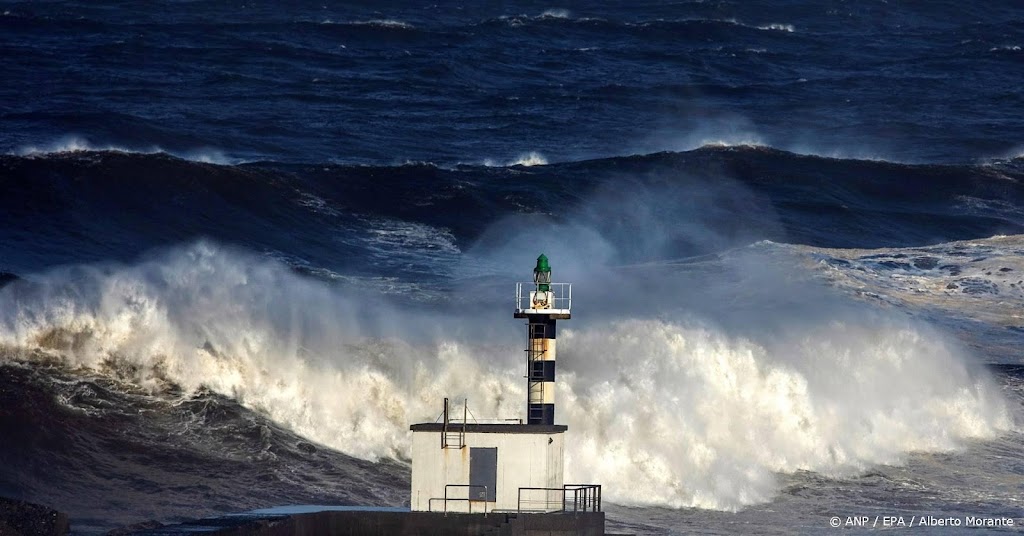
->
[2,1,1024,534]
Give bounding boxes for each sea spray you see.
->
[0,241,1012,509]
[558,318,1011,509]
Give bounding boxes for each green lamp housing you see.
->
[533,254,552,292]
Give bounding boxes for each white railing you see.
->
[515,282,571,314]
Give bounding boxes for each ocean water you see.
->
[1,1,1023,534]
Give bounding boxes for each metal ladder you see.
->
[526,322,547,423]
[441,397,466,449]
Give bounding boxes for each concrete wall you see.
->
[125,510,605,536]
[410,427,565,513]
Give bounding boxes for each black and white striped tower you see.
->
[514,254,571,425]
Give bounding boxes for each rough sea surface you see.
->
[1,1,1023,534]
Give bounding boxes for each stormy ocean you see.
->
[1,1,1023,534]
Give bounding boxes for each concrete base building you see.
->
[409,423,566,513]
[408,255,601,519]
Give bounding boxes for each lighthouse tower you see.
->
[514,254,571,425]
[408,256,599,517]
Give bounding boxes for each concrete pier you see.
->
[121,505,605,535]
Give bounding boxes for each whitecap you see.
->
[350,19,415,29]
[540,8,570,19]
[482,151,549,167]
[757,23,795,32]
[14,136,240,165]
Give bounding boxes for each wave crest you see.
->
[14,136,237,165]
[0,242,1013,510]
[560,319,1010,509]
[482,151,549,167]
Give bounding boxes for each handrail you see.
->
[563,484,602,513]
[428,484,490,515]
[444,417,525,425]
[515,282,571,313]
[517,484,601,514]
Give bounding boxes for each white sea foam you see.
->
[676,135,769,152]
[0,240,1013,510]
[540,9,571,19]
[560,318,1010,509]
[310,16,413,30]
[483,151,549,167]
[498,10,580,27]
[980,145,1024,164]
[15,136,238,165]
[649,120,902,163]
[757,23,795,32]
[362,217,461,258]
[783,234,1024,364]
[348,19,415,29]
[697,138,768,149]
[509,151,548,166]
[633,18,794,34]
[294,192,341,217]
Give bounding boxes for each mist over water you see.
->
[0,214,1013,511]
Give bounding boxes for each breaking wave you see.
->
[14,136,238,165]
[560,318,1010,509]
[482,151,549,167]
[0,241,1012,510]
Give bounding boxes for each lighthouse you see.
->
[514,254,571,425]
[408,256,600,519]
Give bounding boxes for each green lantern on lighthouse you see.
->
[533,254,552,292]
